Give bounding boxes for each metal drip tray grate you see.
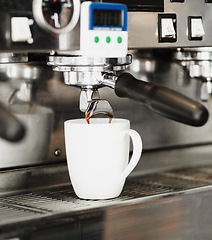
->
[1,165,212,226]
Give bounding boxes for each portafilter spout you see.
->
[48,54,131,121]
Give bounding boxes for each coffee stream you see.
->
[86,110,92,124]
[86,110,113,124]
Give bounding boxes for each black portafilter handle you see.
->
[114,73,209,127]
[0,104,25,142]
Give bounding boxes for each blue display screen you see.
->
[93,9,122,27]
[89,3,127,30]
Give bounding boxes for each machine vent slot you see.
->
[102,0,164,12]
[0,0,17,10]
[0,0,31,11]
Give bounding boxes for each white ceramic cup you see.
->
[64,118,142,200]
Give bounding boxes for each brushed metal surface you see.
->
[1,54,212,167]
[1,161,212,239]
[103,189,212,240]
[1,144,212,192]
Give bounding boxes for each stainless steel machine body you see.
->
[0,0,211,165]
[0,0,211,51]
[1,0,212,239]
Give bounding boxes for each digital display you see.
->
[93,9,122,27]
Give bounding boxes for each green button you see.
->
[94,36,99,43]
[106,36,111,43]
[117,36,122,44]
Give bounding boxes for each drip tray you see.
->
[1,165,212,227]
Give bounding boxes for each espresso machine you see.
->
[1,0,212,239]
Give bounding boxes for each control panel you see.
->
[0,0,212,51]
[128,0,212,48]
[80,2,128,57]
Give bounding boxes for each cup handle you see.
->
[115,129,142,184]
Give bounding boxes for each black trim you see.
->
[158,14,177,43]
[102,0,164,12]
